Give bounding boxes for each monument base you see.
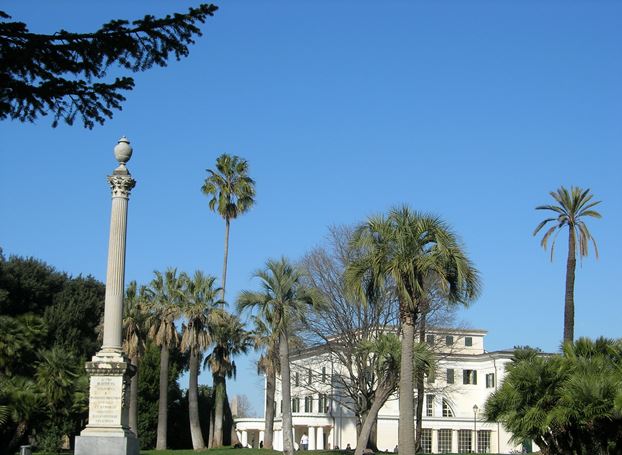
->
[75,348,139,455]
[75,433,139,455]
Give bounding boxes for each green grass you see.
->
[140,450,339,455]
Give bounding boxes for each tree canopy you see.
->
[0,4,217,128]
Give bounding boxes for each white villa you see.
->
[235,328,531,453]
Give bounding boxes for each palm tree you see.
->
[122,280,148,437]
[180,271,221,450]
[249,314,280,449]
[346,207,480,455]
[533,186,602,343]
[201,154,256,300]
[146,268,183,451]
[204,309,253,447]
[237,258,321,455]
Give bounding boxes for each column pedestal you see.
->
[75,350,138,455]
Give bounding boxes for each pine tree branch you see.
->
[0,4,217,128]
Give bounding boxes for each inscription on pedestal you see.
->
[89,375,123,426]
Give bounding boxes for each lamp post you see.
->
[473,404,479,453]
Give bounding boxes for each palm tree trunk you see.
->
[415,310,427,451]
[129,354,139,437]
[208,405,215,447]
[188,350,206,449]
[213,374,226,447]
[280,331,295,455]
[224,392,240,446]
[354,385,392,455]
[398,308,417,455]
[221,217,230,301]
[156,344,170,450]
[564,226,577,343]
[264,368,276,449]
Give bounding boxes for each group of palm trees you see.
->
[122,268,251,450]
[122,152,601,455]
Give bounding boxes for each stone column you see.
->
[259,430,265,446]
[241,430,248,447]
[75,137,139,455]
[431,429,438,453]
[316,426,325,450]
[308,426,316,450]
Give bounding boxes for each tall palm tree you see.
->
[533,186,602,343]
[237,258,321,455]
[201,154,256,300]
[346,207,480,455]
[122,281,148,437]
[180,271,221,450]
[146,268,183,451]
[249,314,280,449]
[204,309,253,447]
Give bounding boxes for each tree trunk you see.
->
[224,392,240,446]
[415,311,427,452]
[221,217,230,301]
[156,344,170,450]
[188,350,205,449]
[280,331,295,455]
[354,386,391,455]
[208,405,215,448]
[213,374,226,447]
[264,368,276,449]
[398,309,417,455]
[564,226,577,343]
[129,354,139,437]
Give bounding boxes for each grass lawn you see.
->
[140,450,338,455]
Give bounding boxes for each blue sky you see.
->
[1,0,620,417]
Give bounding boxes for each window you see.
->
[446,335,454,346]
[426,394,434,417]
[304,395,313,413]
[420,429,432,453]
[442,399,454,417]
[486,373,495,388]
[295,372,299,387]
[478,430,492,453]
[322,366,327,383]
[318,394,328,413]
[447,368,454,384]
[426,334,435,346]
[308,368,313,385]
[463,369,478,385]
[465,336,473,347]
[438,429,452,453]
[292,397,299,413]
[458,429,472,453]
[280,400,283,413]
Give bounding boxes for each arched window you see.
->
[442,399,454,417]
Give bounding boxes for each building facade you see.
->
[235,328,530,453]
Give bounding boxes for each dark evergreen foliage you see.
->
[44,275,105,358]
[0,4,217,128]
[0,252,103,452]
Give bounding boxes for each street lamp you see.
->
[473,404,479,453]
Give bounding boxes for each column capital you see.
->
[108,173,136,198]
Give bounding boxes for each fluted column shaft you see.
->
[102,172,135,350]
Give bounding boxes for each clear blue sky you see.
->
[1,0,620,417]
